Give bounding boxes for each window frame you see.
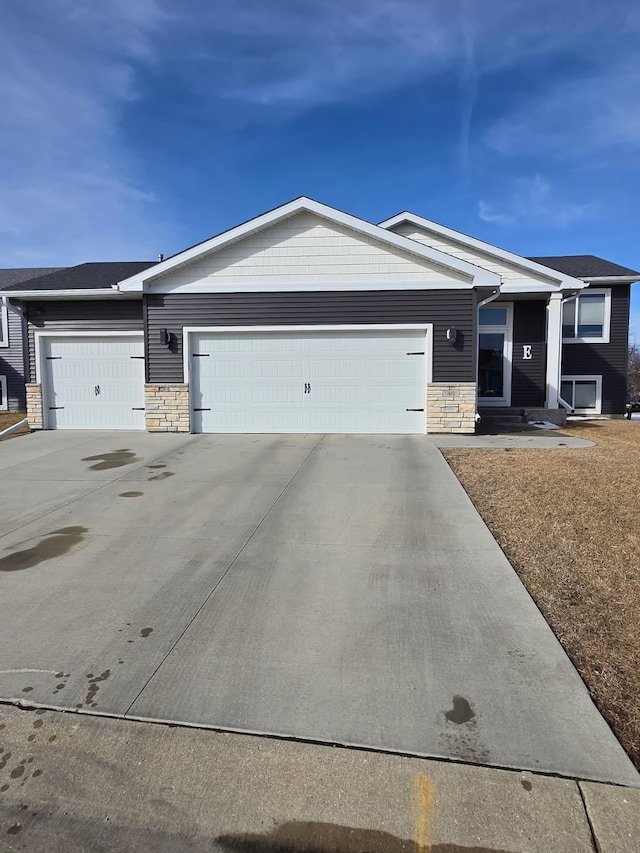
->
[562,288,611,344]
[0,302,8,348]
[560,375,602,415]
[0,375,7,411]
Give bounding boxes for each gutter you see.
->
[1,289,139,299]
[581,275,640,285]
[477,285,502,309]
[1,295,24,318]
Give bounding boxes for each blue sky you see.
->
[1,0,639,334]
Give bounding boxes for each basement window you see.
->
[560,375,602,414]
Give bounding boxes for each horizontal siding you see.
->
[0,306,26,409]
[390,222,559,286]
[152,213,469,288]
[562,286,629,414]
[511,301,547,407]
[146,291,475,384]
[27,300,143,382]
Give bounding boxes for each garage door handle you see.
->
[406,408,424,412]
[406,351,425,356]
[49,406,64,410]
[94,385,101,396]
[131,407,145,410]
[46,356,62,360]
[304,383,311,394]
[193,408,211,411]
[130,356,145,360]
[193,353,209,358]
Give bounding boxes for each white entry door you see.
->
[42,335,145,429]
[190,329,427,434]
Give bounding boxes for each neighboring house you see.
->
[0,268,63,410]
[2,198,638,434]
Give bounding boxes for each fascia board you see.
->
[379,212,586,291]
[117,198,500,291]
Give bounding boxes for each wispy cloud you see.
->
[478,175,593,228]
[0,0,168,264]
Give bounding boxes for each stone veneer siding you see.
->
[145,384,190,432]
[25,384,43,430]
[426,382,476,434]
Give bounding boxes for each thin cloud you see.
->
[479,176,593,228]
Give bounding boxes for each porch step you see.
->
[477,407,567,427]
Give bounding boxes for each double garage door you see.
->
[42,335,145,430]
[190,329,428,434]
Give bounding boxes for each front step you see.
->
[477,407,567,427]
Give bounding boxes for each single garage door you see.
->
[42,335,145,429]
[190,328,427,434]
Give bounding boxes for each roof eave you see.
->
[581,275,640,285]
[117,198,501,291]
[2,289,140,299]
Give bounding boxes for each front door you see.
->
[477,304,512,407]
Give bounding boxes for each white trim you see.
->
[379,212,587,291]
[477,303,513,407]
[2,290,139,299]
[546,292,564,408]
[562,287,611,344]
[0,375,7,411]
[583,275,639,284]
[150,280,475,295]
[34,331,143,386]
[182,323,434,433]
[0,302,8,348]
[560,375,602,415]
[117,198,500,292]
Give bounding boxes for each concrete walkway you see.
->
[0,431,636,789]
[0,704,638,852]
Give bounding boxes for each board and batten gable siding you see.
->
[511,301,547,408]
[145,290,476,385]
[26,300,143,382]
[151,213,470,289]
[2,306,27,409]
[562,285,630,414]
[389,222,559,286]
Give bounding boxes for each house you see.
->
[1,198,638,434]
[0,268,63,411]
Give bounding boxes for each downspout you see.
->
[2,296,29,408]
[556,293,579,412]
[475,284,502,422]
[1,295,24,318]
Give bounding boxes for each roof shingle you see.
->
[528,255,639,279]
[1,262,156,292]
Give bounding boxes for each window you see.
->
[560,375,602,414]
[479,307,508,326]
[562,289,610,343]
[0,376,7,411]
[0,302,8,348]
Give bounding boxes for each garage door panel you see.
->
[191,329,427,435]
[43,336,144,430]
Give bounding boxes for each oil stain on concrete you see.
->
[215,822,509,853]
[119,491,144,498]
[140,628,153,638]
[445,696,475,725]
[148,471,175,481]
[82,449,140,471]
[84,669,111,707]
[0,527,88,572]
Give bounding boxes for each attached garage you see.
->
[38,334,145,430]
[188,327,429,434]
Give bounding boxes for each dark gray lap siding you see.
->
[511,301,547,407]
[145,291,476,384]
[2,308,27,409]
[26,300,143,382]
[561,286,629,414]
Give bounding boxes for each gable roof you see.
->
[379,212,586,292]
[117,197,500,292]
[528,255,640,281]
[0,267,64,289]
[2,262,157,294]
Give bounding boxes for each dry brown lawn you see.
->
[442,418,640,769]
[0,410,30,440]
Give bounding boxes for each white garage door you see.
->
[42,335,145,430]
[190,329,427,434]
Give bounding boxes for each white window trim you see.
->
[0,375,7,410]
[560,375,602,414]
[562,288,611,344]
[0,303,8,348]
[477,303,513,407]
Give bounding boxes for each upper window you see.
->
[0,303,7,348]
[562,289,610,343]
[479,307,508,326]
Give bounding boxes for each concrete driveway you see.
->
[0,431,637,786]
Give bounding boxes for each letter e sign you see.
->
[523,345,532,360]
